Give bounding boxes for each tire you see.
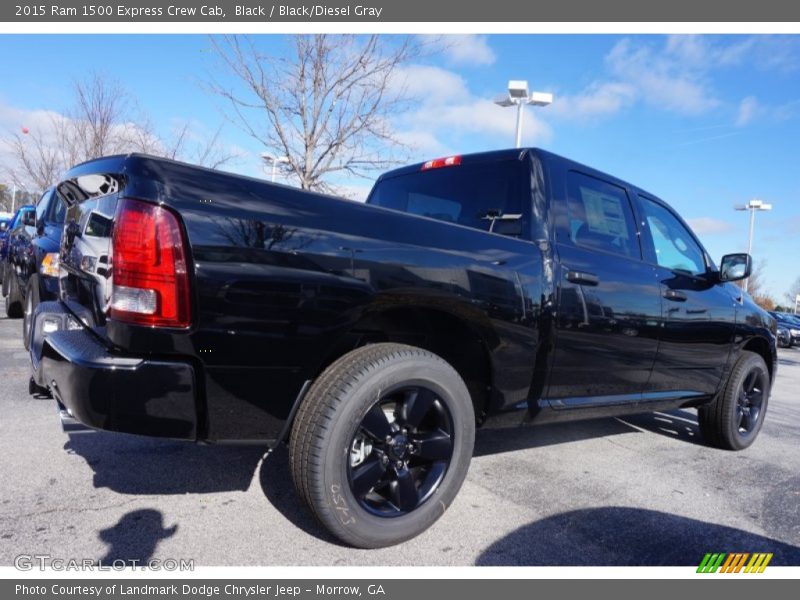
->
[28,376,50,397]
[22,276,40,351]
[2,263,10,297]
[698,351,770,450]
[4,271,23,318]
[289,343,475,548]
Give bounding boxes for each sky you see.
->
[0,33,798,300]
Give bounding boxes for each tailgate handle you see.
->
[566,270,599,286]
[664,289,688,302]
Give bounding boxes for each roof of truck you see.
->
[374,147,663,202]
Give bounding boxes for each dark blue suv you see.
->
[1,205,35,291]
[1,205,34,268]
[2,189,64,350]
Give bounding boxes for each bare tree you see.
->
[4,73,237,190]
[207,34,417,192]
[6,126,62,191]
[786,276,800,310]
[163,122,239,169]
[735,259,775,310]
[4,74,158,189]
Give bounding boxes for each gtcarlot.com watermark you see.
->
[15,554,195,571]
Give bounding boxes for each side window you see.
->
[47,196,67,224]
[35,191,51,224]
[639,196,706,275]
[566,171,639,258]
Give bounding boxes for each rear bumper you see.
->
[37,322,198,440]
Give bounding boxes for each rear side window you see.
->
[368,160,526,236]
[565,172,639,258]
[639,196,706,275]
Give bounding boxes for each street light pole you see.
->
[494,80,553,149]
[514,101,524,148]
[734,199,772,293]
[261,153,290,183]
[746,205,756,257]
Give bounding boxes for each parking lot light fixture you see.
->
[494,80,553,148]
[261,153,290,183]
[734,199,772,293]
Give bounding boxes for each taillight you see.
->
[421,155,462,170]
[110,199,191,328]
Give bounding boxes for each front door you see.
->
[636,195,736,397]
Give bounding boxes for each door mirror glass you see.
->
[719,253,751,282]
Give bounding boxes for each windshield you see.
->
[368,159,528,236]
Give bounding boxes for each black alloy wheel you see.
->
[698,350,770,450]
[289,343,475,548]
[347,386,453,517]
[735,368,767,438]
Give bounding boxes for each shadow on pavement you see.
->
[474,408,706,456]
[257,446,341,544]
[473,417,637,457]
[476,507,800,566]
[65,432,266,494]
[97,509,177,566]
[615,409,707,447]
[65,431,337,543]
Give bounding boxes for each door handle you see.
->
[664,289,688,302]
[566,270,599,286]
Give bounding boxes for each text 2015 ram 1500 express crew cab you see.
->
[29,148,777,547]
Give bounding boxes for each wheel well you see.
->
[318,307,492,423]
[742,336,774,380]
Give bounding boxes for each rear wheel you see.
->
[289,343,475,548]
[4,271,23,318]
[698,351,769,450]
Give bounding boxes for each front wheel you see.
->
[4,271,23,318]
[289,343,475,548]
[698,351,770,450]
[22,276,40,351]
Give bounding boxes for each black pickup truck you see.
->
[30,149,776,548]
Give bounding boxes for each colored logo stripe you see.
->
[745,553,773,573]
[697,553,726,573]
[697,552,773,573]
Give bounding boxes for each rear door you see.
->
[547,168,662,407]
[636,195,736,397]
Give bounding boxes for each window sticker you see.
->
[579,186,629,239]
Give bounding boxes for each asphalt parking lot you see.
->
[0,312,798,567]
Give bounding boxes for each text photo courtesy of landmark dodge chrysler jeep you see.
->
[29,148,776,548]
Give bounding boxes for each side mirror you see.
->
[21,211,36,227]
[719,253,752,282]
